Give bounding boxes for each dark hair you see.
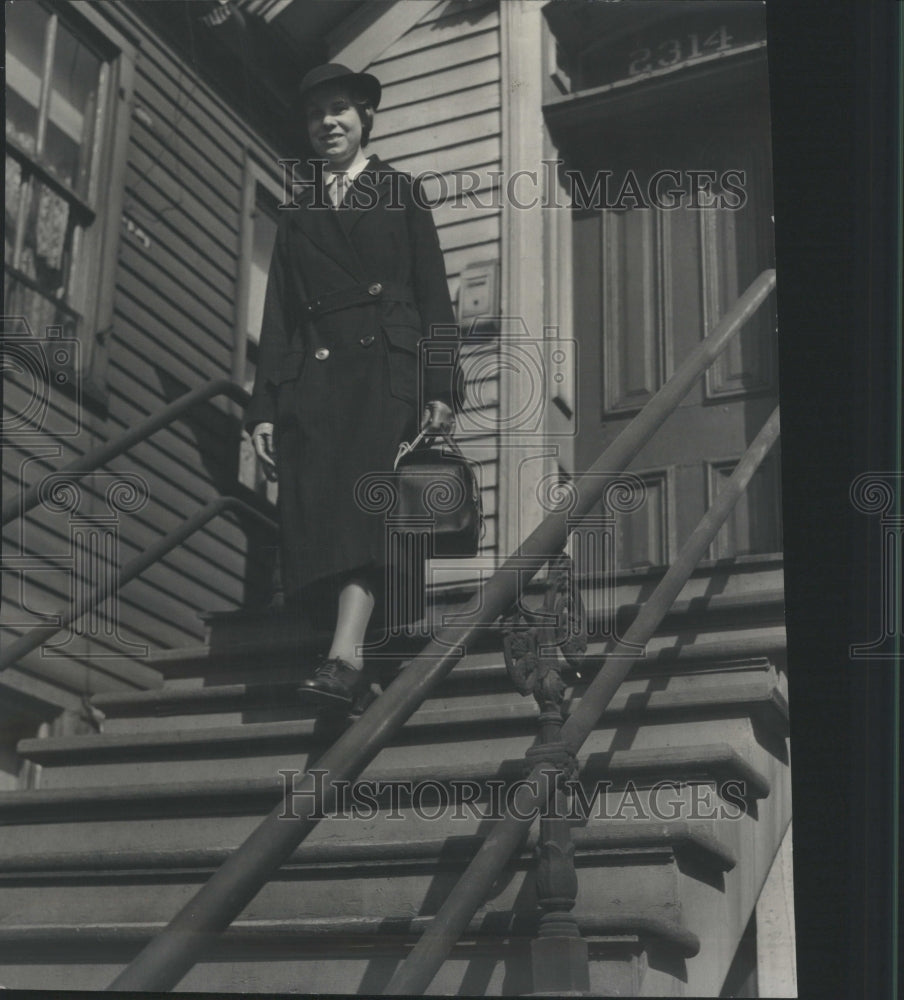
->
[348,86,375,147]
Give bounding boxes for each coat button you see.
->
[368,282,382,297]
[359,334,375,347]
[314,347,330,361]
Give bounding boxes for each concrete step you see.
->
[0,820,736,879]
[0,908,700,994]
[89,629,787,724]
[148,579,785,683]
[35,647,789,749]
[201,560,784,642]
[0,817,729,926]
[0,771,759,863]
[89,663,787,744]
[0,751,788,997]
[0,742,771,828]
[21,679,783,788]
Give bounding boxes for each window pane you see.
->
[12,179,73,299]
[4,273,79,338]
[5,156,26,266]
[35,182,72,292]
[5,1,51,153]
[246,207,278,344]
[46,20,103,191]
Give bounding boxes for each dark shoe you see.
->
[298,657,367,707]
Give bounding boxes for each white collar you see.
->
[324,154,371,186]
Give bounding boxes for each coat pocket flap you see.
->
[381,324,421,354]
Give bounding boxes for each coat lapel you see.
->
[335,157,397,241]
[291,167,362,280]
[291,156,400,279]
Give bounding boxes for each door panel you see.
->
[601,208,663,413]
[572,69,778,568]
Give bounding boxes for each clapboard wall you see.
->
[2,2,285,709]
[366,0,503,564]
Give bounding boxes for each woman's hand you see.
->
[421,400,455,435]
[251,422,278,481]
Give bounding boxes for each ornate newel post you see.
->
[504,554,590,996]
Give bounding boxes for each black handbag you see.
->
[392,428,482,557]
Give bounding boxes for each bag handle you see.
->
[394,426,466,470]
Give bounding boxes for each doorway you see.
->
[559,50,780,570]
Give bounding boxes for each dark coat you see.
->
[246,155,457,599]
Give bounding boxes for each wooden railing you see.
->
[2,378,250,527]
[104,269,777,992]
[0,379,276,674]
[0,495,277,675]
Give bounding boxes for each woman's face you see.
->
[305,84,363,168]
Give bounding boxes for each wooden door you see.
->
[571,80,780,570]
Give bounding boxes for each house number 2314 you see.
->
[628,26,734,76]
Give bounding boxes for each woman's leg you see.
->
[327,574,375,670]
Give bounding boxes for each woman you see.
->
[246,63,457,711]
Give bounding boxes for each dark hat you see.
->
[297,63,382,110]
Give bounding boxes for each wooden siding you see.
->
[2,2,285,704]
[367,0,502,565]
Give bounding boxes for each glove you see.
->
[421,400,455,434]
[250,422,278,481]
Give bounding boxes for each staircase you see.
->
[0,558,790,996]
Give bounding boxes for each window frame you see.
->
[234,149,283,499]
[233,151,283,388]
[4,0,137,409]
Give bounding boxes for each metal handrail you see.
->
[107,269,776,992]
[0,496,277,675]
[387,406,781,994]
[2,379,250,527]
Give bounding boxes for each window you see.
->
[4,1,135,403]
[241,186,279,396]
[236,154,281,500]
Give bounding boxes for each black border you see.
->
[769,2,901,998]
